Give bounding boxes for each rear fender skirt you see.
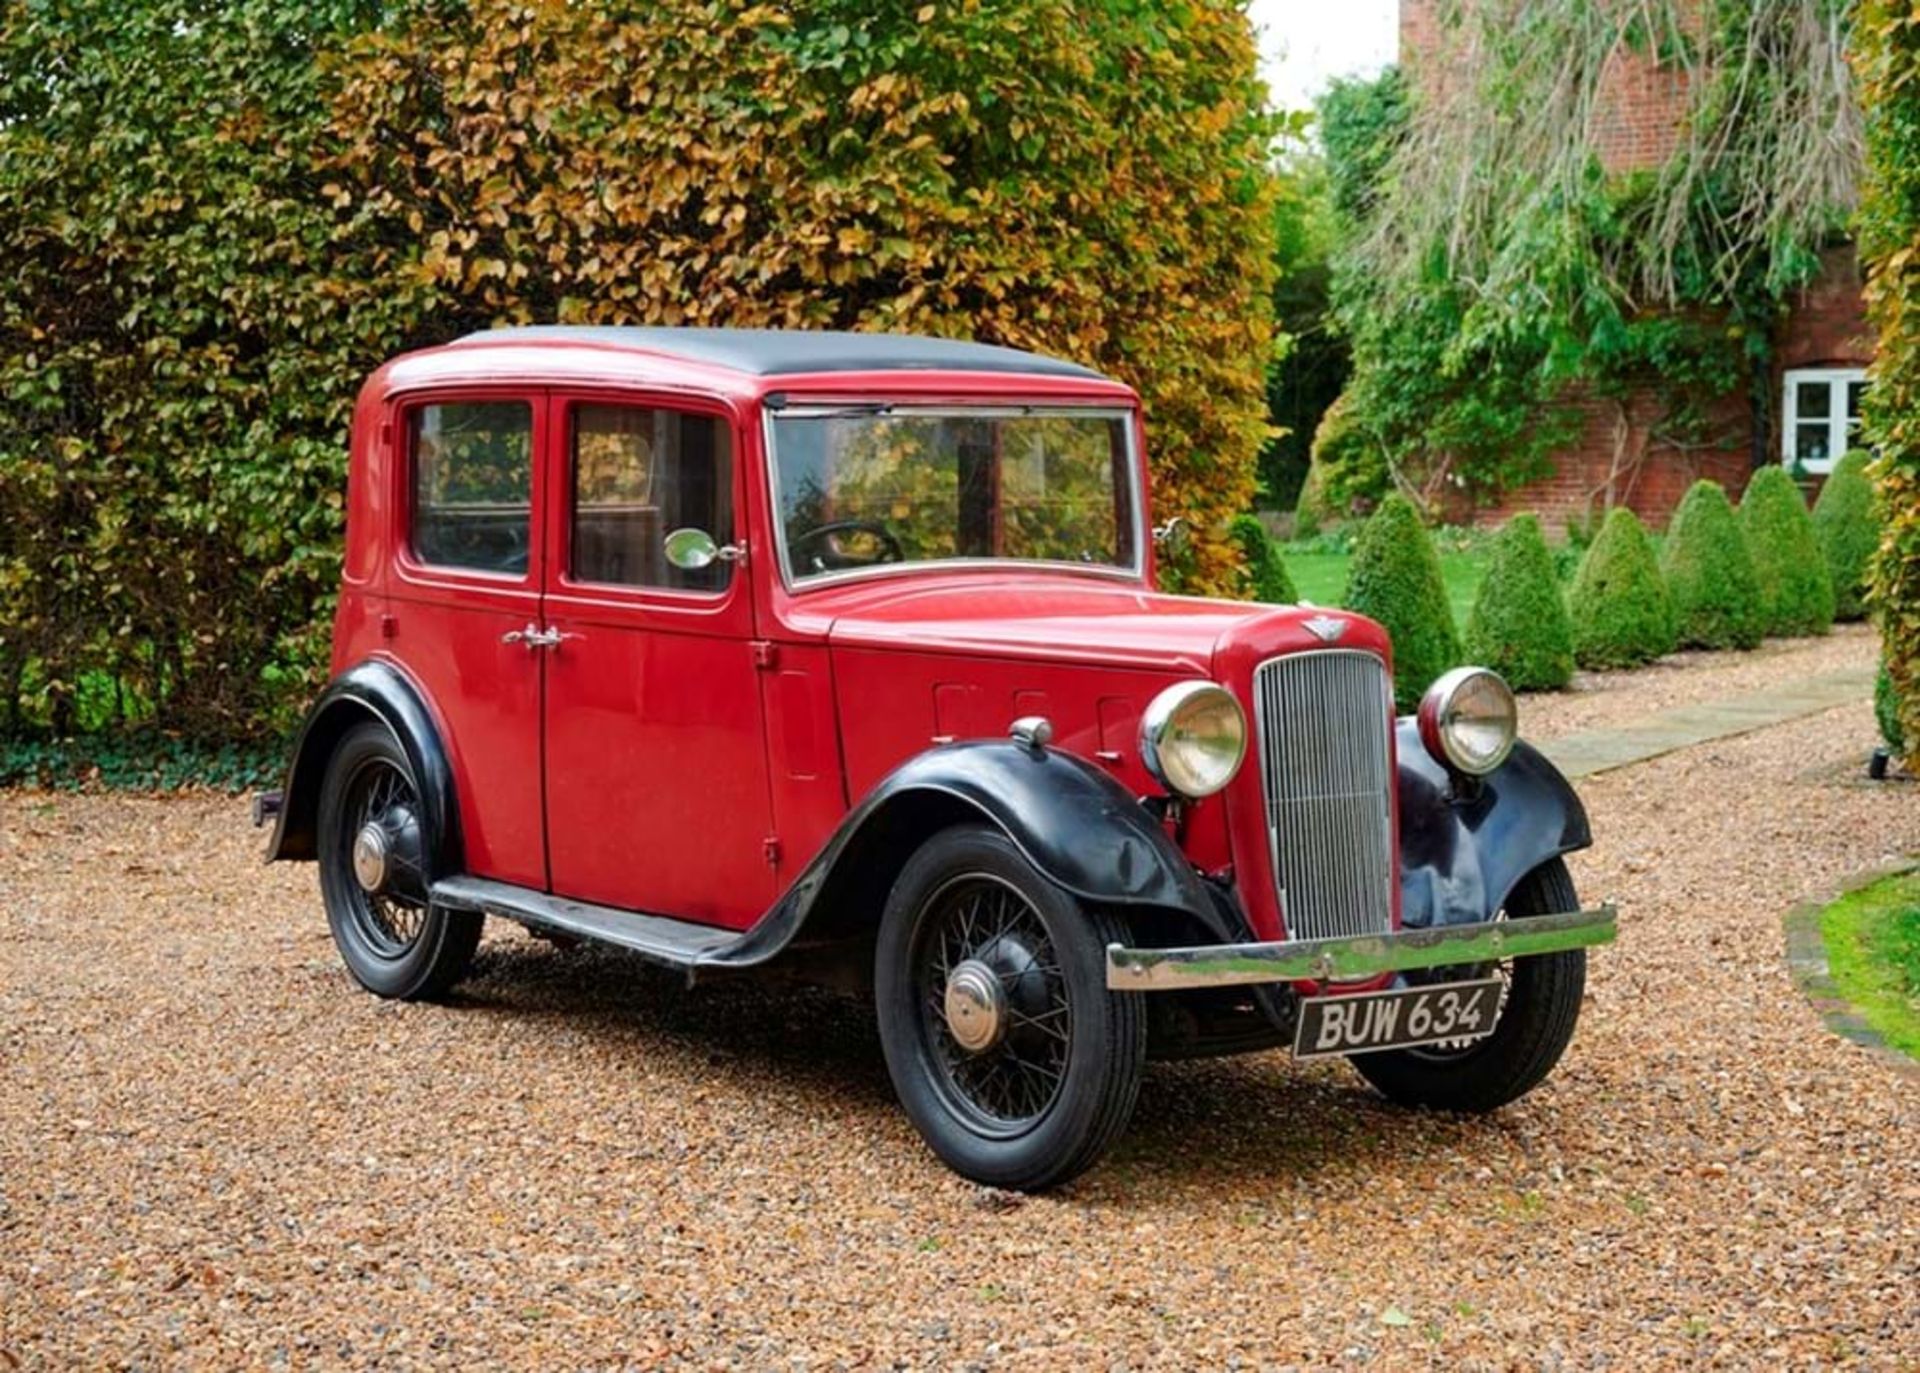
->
[1395,721,1592,929]
[706,741,1220,971]
[263,660,460,878]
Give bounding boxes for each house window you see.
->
[1782,367,1867,474]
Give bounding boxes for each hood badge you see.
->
[1303,614,1349,643]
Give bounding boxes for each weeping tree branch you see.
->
[1357,0,1860,327]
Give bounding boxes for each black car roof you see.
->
[449,326,1108,380]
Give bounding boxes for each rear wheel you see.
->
[317,721,480,1001]
[1349,857,1587,1112]
[875,825,1145,1190]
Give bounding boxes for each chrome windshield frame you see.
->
[761,402,1149,594]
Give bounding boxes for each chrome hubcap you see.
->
[943,960,1007,1054]
[352,822,390,894]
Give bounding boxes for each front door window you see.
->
[569,404,734,593]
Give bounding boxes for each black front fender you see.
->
[1396,720,1592,928]
[709,741,1221,970]
[263,660,461,878]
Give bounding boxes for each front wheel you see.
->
[1350,857,1588,1112]
[874,825,1145,1190]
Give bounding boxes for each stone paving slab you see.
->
[1537,664,1877,780]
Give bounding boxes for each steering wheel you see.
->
[789,520,905,572]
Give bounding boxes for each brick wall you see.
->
[1591,37,1694,174]
[1778,245,1873,372]
[1452,385,1753,533]
[1400,0,1695,172]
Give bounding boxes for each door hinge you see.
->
[762,836,782,866]
[751,640,779,670]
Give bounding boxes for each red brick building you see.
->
[1400,0,1872,529]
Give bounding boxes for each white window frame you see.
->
[1781,367,1867,475]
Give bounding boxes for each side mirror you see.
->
[663,527,745,571]
[663,527,720,571]
[1152,515,1190,557]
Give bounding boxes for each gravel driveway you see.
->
[3,630,1914,1368]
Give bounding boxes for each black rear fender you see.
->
[263,660,460,879]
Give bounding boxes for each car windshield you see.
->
[768,407,1139,583]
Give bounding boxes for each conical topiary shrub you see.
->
[1811,449,1879,621]
[1342,493,1460,711]
[1292,458,1335,540]
[1661,480,1763,650]
[1230,513,1297,604]
[1739,466,1835,637]
[1464,514,1574,690]
[1566,507,1676,669]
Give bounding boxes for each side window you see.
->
[570,403,734,593]
[411,401,533,575]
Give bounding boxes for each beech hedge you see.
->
[0,0,1277,741]
[1858,0,1920,757]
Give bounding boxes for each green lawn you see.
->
[1282,547,1492,628]
[1819,869,1920,1059]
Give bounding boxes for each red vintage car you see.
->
[259,327,1615,1189]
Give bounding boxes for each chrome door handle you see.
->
[502,624,579,651]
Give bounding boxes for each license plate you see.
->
[1292,977,1503,1059]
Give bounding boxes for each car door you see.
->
[540,393,777,928]
[387,390,549,889]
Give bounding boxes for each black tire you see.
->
[1350,857,1587,1112]
[874,824,1146,1190]
[317,721,481,1001]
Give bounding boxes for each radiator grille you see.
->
[1252,649,1396,942]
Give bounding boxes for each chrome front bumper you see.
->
[1105,906,1617,991]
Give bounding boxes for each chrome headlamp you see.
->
[1418,666,1518,776]
[1140,681,1246,799]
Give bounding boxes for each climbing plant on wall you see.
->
[1314,1,1862,519]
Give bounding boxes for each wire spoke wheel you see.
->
[912,874,1073,1136]
[336,755,428,958]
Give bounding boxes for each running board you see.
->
[431,875,739,979]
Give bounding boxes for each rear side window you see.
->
[411,401,533,575]
[570,403,734,593]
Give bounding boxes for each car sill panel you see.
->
[431,875,736,975]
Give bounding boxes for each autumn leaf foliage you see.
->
[1857,0,1920,758]
[325,0,1277,592]
[0,0,1277,741]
